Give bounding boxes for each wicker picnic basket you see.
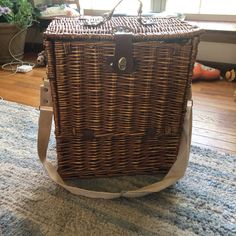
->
[38,1,203,198]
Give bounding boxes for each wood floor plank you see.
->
[193,113,236,129]
[193,121,236,136]
[0,66,43,107]
[192,127,236,143]
[192,134,236,153]
[193,100,236,113]
[193,104,236,115]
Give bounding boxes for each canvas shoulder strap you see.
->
[38,80,192,199]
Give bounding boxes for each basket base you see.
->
[56,134,180,180]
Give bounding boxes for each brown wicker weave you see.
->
[44,15,202,179]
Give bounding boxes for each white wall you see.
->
[197,42,236,64]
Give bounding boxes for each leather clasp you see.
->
[109,32,135,74]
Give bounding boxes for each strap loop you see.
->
[38,80,192,199]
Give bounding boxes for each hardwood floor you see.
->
[1,63,236,154]
[0,67,43,107]
[192,81,236,154]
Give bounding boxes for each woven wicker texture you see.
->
[45,16,202,40]
[45,17,201,179]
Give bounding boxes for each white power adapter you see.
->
[17,65,33,73]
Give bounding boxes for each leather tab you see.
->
[40,79,53,109]
[112,33,134,74]
[82,129,95,141]
[145,127,157,138]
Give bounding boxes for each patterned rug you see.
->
[0,100,235,236]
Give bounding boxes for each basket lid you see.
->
[45,16,203,41]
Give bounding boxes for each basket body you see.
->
[45,17,201,179]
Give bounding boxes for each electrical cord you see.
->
[1,27,35,73]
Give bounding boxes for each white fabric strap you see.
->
[38,81,192,199]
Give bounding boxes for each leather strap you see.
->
[38,80,192,199]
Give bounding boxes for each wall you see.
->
[197,42,236,64]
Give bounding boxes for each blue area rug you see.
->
[0,100,235,236]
